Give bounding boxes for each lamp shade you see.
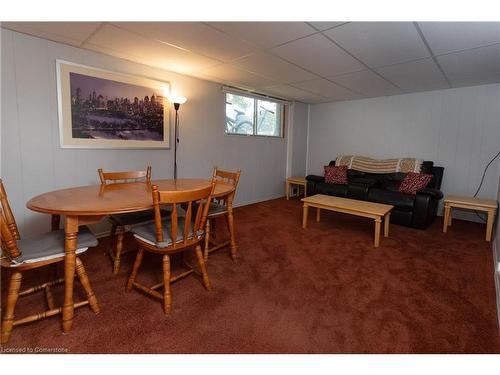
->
[169,95,187,105]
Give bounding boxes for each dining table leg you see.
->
[50,214,62,279]
[227,193,237,261]
[51,214,61,231]
[62,215,79,333]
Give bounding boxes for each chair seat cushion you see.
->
[15,226,98,265]
[110,207,180,227]
[131,217,203,249]
[208,202,227,216]
[109,210,156,226]
[191,202,227,217]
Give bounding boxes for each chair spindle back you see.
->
[0,179,20,241]
[151,180,216,250]
[212,167,241,205]
[0,180,22,261]
[98,166,152,184]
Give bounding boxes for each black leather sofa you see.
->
[306,160,444,229]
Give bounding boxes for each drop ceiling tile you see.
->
[83,44,140,64]
[261,84,318,100]
[329,69,401,96]
[292,79,362,100]
[208,22,317,49]
[308,22,346,31]
[375,58,449,92]
[307,97,336,104]
[437,44,500,87]
[325,22,430,68]
[294,93,323,102]
[85,24,220,75]
[184,70,220,84]
[418,22,500,55]
[234,52,317,83]
[112,22,256,62]
[304,98,330,104]
[200,64,278,90]
[2,22,101,47]
[271,33,365,77]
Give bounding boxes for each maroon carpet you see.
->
[1,198,499,353]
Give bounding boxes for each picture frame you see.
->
[56,60,170,149]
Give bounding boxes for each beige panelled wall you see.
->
[1,29,295,236]
[497,167,500,257]
[290,102,309,177]
[307,84,500,221]
[496,164,500,327]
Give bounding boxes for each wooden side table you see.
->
[443,195,498,241]
[286,177,307,200]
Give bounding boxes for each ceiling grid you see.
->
[2,21,499,103]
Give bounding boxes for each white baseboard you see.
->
[232,194,285,208]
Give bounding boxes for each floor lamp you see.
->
[171,95,187,180]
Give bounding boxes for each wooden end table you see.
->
[301,194,393,247]
[443,195,498,241]
[286,177,307,200]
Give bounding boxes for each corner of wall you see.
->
[285,102,295,179]
[305,103,310,176]
[494,159,500,329]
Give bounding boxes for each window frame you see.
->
[224,91,285,138]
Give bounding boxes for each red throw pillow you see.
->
[398,172,433,194]
[324,165,348,185]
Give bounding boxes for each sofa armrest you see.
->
[306,175,325,183]
[412,188,442,229]
[305,175,324,196]
[417,188,443,200]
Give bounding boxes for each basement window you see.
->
[224,91,284,138]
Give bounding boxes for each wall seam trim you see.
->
[305,103,310,176]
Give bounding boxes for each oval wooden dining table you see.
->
[26,178,236,334]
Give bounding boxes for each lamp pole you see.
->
[170,95,186,180]
[173,102,180,180]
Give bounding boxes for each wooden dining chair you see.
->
[98,166,154,274]
[0,179,99,344]
[203,167,241,261]
[126,180,216,314]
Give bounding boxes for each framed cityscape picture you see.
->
[56,60,170,149]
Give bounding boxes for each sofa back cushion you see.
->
[347,169,365,179]
[368,188,416,211]
[381,180,401,192]
[398,172,433,194]
[429,166,444,189]
[324,165,348,185]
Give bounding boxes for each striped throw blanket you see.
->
[336,155,423,174]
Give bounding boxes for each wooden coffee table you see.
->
[301,194,394,247]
